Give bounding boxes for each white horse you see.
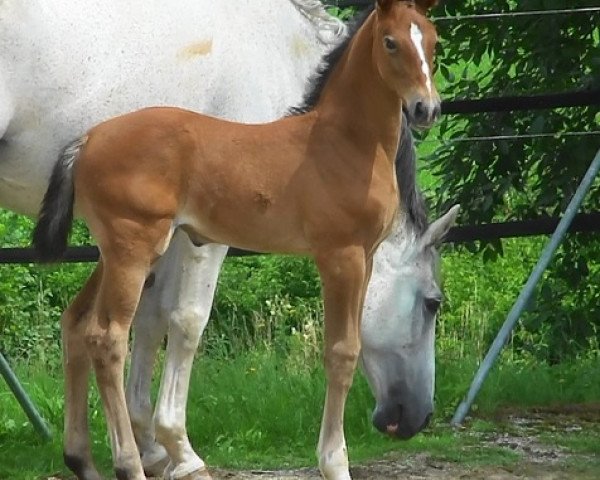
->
[1,1,458,479]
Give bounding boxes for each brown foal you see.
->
[33,1,440,479]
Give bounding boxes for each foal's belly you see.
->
[176,201,312,255]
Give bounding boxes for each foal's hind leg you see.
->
[85,220,173,480]
[62,264,103,480]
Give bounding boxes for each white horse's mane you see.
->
[290,0,348,43]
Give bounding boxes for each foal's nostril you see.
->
[414,101,425,118]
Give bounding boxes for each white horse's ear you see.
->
[420,204,460,249]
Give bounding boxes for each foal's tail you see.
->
[32,136,86,262]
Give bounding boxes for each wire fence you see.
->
[420,131,600,146]
[331,1,600,21]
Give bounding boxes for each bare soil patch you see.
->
[209,458,593,479]
[210,406,599,479]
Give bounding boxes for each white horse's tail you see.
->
[32,136,86,262]
[289,0,348,44]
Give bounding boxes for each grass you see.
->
[1,344,599,479]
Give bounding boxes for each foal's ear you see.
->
[414,0,439,14]
[376,0,395,12]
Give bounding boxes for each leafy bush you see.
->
[426,0,600,360]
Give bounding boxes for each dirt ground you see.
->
[208,407,599,480]
[209,460,590,480]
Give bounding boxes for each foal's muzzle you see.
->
[406,98,441,129]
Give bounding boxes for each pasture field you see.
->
[1,347,599,479]
[1,148,599,478]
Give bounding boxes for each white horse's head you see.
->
[361,204,459,438]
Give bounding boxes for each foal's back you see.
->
[78,107,318,254]
[77,104,398,256]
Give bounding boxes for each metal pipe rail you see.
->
[451,148,600,426]
[1,212,599,264]
[0,353,52,440]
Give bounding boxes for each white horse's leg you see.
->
[150,236,228,480]
[126,231,226,476]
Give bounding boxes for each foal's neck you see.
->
[315,13,402,161]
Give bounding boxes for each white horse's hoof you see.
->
[141,448,170,477]
[322,472,352,480]
[174,467,213,480]
[164,458,209,480]
[320,466,352,480]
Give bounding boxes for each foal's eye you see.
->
[383,36,397,52]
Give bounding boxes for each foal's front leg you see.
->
[315,247,371,480]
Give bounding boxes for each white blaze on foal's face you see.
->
[409,22,432,96]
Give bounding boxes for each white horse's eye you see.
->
[384,35,397,52]
[424,296,442,314]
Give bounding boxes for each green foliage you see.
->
[205,255,321,356]
[326,6,359,21]
[426,0,600,359]
[0,212,93,361]
[430,0,600,223]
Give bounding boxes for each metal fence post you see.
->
[451,148,600,426]
[0,352,53,441]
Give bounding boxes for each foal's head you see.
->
[373,0,440,128]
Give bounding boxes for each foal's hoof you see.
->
[63,453,103,480]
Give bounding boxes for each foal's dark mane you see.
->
[290,6,374,115]
[291,6,428,235]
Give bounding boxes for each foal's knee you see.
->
[324,344,360,387]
